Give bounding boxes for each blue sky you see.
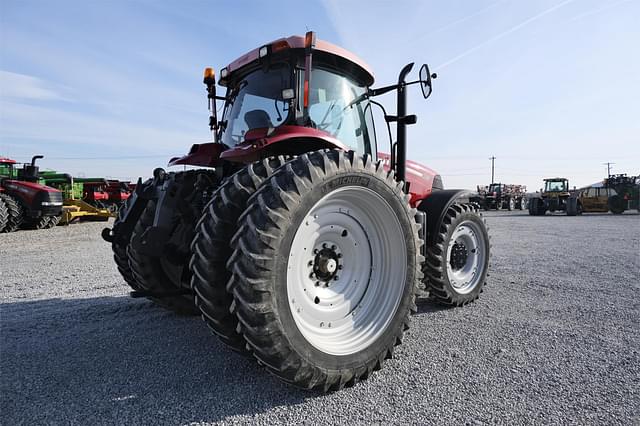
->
[1,0,638,190]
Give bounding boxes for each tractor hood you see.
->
[3,180,61,194]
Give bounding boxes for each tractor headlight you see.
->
[259,46,269,58]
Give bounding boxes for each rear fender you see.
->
[417,189,474,245]
[168,143,225,168]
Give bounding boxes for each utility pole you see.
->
[489,156,496,184]
[603,162,614,177]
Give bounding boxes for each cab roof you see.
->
[222,35,375,87]
[0,157,17,164]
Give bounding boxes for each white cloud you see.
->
[0,70,69,101]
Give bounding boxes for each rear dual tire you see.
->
[227,150,423,391]
[127,170,218,315]
[191,156,290,352]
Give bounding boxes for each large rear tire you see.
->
[528,198,545,216]
[45,215,61,228]
[228,150,423,391]
[0,197,8,232]
[608,195,625,214]
[111,195,142,292]
[0,194,24,233]
[22,216,51,230]
[191,156,290,352]
[128,170,218,315]
[424,203,490,306]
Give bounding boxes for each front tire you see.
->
[0,194,24,233]
[0,198,8,232]
[228,150,423,391]
[424,203,490,306]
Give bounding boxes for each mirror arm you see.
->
[368,83,399,97]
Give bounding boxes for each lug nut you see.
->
[322,243,327,249]
[337,253,342,258]
[334,275,339,281]
[309,272,315,279]
[315,281,320,287]
[338,265,343,270]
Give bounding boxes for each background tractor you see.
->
[0,156,63,231]
[473,182,527,211]
[528,177,581,216]
[102,32,491,391]
[604,174,640,214]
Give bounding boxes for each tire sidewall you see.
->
[272,170,418,370]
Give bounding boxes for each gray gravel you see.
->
[1,211,639,425]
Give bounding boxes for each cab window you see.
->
[307,67,376,156]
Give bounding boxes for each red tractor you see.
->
[0,156,64,232]
[103,33,491,391]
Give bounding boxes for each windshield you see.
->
[307,67,376,155]
[545,180,567,192]
[221,65,291,146]
[489,184,501,192]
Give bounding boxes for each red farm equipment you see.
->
[83,179,132,213]
[0,156,63,232]
[102,33,491,391]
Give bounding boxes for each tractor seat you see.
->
[244,109,273,130]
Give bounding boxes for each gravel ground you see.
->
[1,211,639,425]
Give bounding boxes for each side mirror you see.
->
[419,64,437,99]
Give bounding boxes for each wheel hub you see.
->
[450,241,468,270]
[312,246,340,282]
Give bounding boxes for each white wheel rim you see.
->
[286,186,407,356]
[445,220,486,294]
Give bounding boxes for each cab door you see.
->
[595,188,609,211]
[580,187,598,212]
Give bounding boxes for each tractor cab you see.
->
[0,157,16,180]
[211,34,378,162]
[543,178,569,195]
[488,183,503,195]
